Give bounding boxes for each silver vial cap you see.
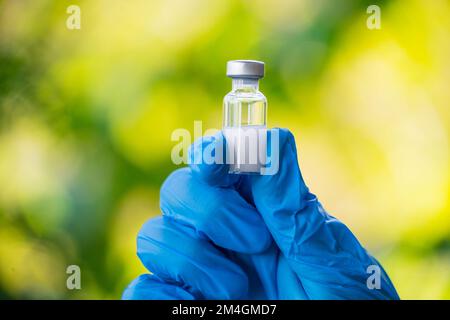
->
[226,60,265,79]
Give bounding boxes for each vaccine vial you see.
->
[223,60,267,174]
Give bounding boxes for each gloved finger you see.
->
[245,128,399,299]
[137,216,248,299]
[188,132,240,187]
[122,274,196,300]
[160,167,272,254]
[228,242,309,299]
[244,128,311,253]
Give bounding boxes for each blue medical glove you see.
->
[123,128,399,300]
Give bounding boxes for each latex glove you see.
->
[123,128,399,300]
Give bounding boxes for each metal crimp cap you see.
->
[226,60,265,79]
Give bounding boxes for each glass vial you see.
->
[223,60,267,174]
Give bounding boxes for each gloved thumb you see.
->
[188,131,240,187]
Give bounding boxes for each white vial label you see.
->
[223,125,267,174]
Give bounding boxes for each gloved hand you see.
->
[122,128,399,300]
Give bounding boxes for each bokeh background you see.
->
[0,0,449,299]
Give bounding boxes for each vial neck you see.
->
[232,78,259,92]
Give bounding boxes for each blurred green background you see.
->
[0,0,449,299]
